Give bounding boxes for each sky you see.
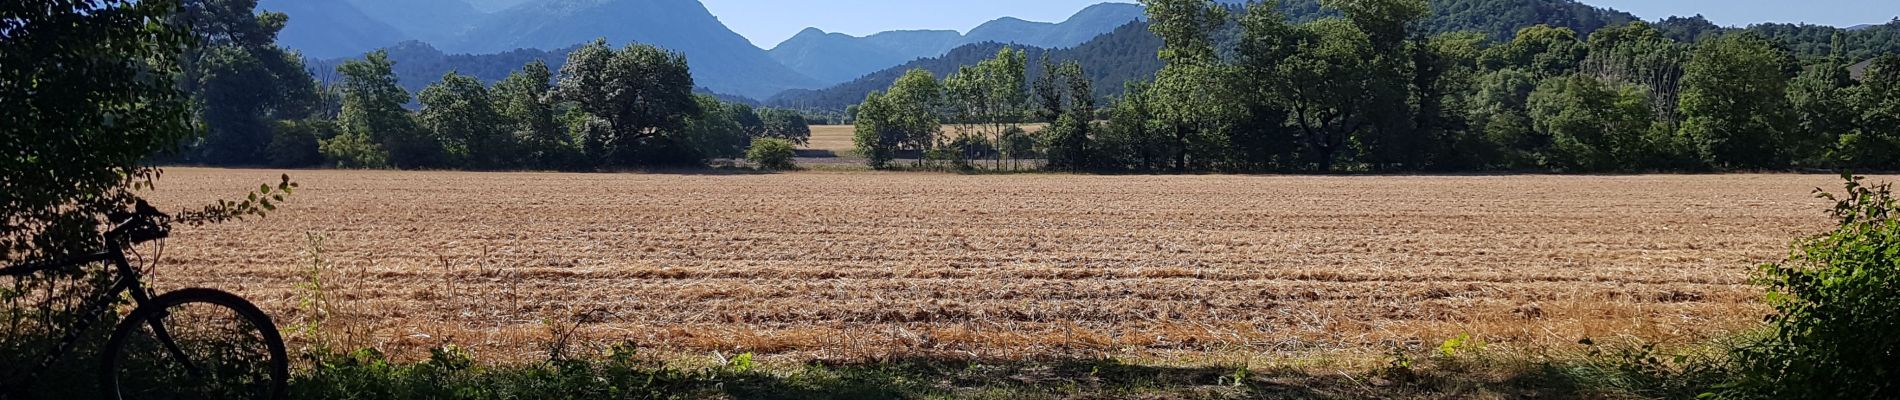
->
[699,0,1900,50]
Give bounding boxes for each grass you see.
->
[286,335,1748,399]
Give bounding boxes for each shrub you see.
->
[1717,175,1900,399]
[268,120,332,168]
[745,138,797,171]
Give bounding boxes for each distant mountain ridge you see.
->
[439,0,820,98]
[258,0,407,59]
[768,2,1148,86]
[769,21,1165,111]
[261,0,820,99]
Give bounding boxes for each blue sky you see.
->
[699,0,1900,49]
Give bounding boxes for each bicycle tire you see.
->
[100,288,289,400]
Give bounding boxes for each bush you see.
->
[267,120,332,168]
[745,138,797,171]
[1717,175,1900,399]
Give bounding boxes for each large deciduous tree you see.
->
[492,60,573,170]
[2,0,195,260]
[419,72,513,169]
[1678,32,1798,169]
[1527,75,1657,171]
[1280,19,1376,172]
[179,0,319,166]
[1143,0,1234,171]
[1845,55,1900,168]
[325,50,422,168]
[550,39,701,167]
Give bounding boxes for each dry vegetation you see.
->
[140,168,1853,366]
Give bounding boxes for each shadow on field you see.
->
[793,149,838,158]
[713,357,1339,399]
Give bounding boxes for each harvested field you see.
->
[142,169,1859,363]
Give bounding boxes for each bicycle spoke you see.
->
[111,301,274,399]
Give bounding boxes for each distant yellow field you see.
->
[140,168,1853,362]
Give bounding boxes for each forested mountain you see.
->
[306,42,570,95]
[768,3,1147,86]
[442,0,820,99]
[768,29,963,86]
[303,41,749,103]
[342,0,485,44]
[256,0,407,59]
[264,0,822,99]
[768,22,1164,110]
[465,0,535,12]
[771,0,1896,112]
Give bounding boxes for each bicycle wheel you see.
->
[100,288,289,400]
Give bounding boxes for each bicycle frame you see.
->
[0,236,183,393]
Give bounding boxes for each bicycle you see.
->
[0,200,288,400]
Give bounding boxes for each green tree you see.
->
[1229,1,1301,171]
[886,68,946,159]
[1466,68,1543,168]
[1143,0,1233,171]
[745,138,798,170]
[1335,0,1427,170]
[326,50,424,168]
[1483,25,1586,78]
[1679,32,1798,169]
[852,92,902,169]
[419,72,512,169]
[266,119,334,168]
[677,95,752,161]
[1527,75,1656,171]
[998,126,1038,170]
[550,39,701,167]
[1415,32,1488,170]
[945,48,1029,168]
[492,60,573,169]
[1581,22,1688,127]
[179,0,319,166]
[1280,19,1376,171]
[1323,0,1427,53]
[1786,61,1860,167]
[1038,61,1097,171]
[1844,55,1900,168]
[191,45,319,165]
[1100,82,1170,171]
[2,0,195,260]
[758,109,813,145]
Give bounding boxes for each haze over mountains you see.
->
[262,0,1896,105]
[767,3,1147,85]
[260,0,1149,99]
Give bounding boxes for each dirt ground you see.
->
[140,169,1861,363]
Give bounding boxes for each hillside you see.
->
[768,3,1148,87]
[265,0,821,99]
[304,41,750,103]
[342,0,485,44]
[767,0,1730,112]
[768,22,1164,111]
[257,0,407,59]
[441,0,820,99]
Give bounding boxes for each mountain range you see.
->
[267,0,1897,107]
[262,0,1149,100]
[767,3,1148,85]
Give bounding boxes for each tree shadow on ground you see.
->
[714,357,1344,400]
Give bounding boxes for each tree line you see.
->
[851,0,1900,173]
[172,0,811,171]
